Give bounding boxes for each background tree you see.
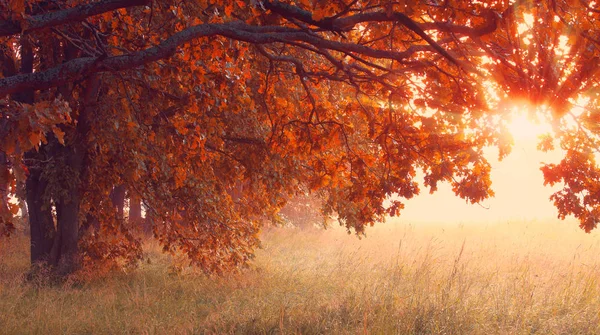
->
[1,0,598,276]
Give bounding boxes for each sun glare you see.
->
[506,107,552,141]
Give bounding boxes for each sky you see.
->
[399,115,565,223]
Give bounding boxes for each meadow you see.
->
[1,218,600,334]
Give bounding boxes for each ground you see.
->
[1,218,599,334]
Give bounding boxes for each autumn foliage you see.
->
[1,0,600,275]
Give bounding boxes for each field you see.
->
[1,218,600,334]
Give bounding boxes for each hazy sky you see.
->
[400,119,565,223]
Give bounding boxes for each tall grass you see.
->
[1,218,600,334]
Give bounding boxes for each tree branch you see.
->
[0,0,499,96]
[337,10,499,38]
[0,22,417,96]
[0,0,150,38]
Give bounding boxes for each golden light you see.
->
[506,106,552,142]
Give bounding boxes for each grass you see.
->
[1,218,600,334]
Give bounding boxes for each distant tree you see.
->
[1,0,599,276]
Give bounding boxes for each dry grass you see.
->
[1,218,600,334]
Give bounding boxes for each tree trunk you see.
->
[47,75,100,275]
[0,152,13,235]
[16,35,57,264]
[110,185,126,218]
[25,151,55,264]
[51,179,82,275]
[13,6,100,276]
[129,194,142,225]
[18,196,29,235]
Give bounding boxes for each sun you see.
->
[506,107,552,142]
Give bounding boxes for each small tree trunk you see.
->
[129,194,143,229]
[81,213,100,233]
[129,197,142,222]
[0,152,13,235]
[110,185,126,218]
[14,174,30,235]
[18,192,29,235]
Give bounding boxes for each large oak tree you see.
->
[1,0,599,276]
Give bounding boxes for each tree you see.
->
[1,0,599,276]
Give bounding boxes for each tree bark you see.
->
[25,151,55,264]
[0,0,150,38]
[110,185,126,218]
[51,170,82,275]
[15,35,57,264]
[48,75,100,275]
[17,183,29,235]
[129,194,142,222]
[0,152,12,235]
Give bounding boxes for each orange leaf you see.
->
[9,0,25,14]
[28,132,41,150]
[224,4,233,16]
[53,127,65,145]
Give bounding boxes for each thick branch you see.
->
[0,0,150,37]
[0,22,419,96]
[264,2,499,65]
[263,0,342,33]
[337,11,499,38]
[1,0,499,96]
